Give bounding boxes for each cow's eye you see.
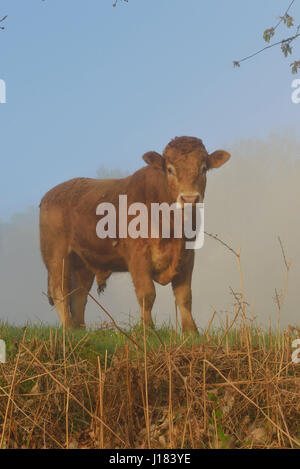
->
[167,166,175,176]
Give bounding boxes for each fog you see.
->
[1,133,300,330]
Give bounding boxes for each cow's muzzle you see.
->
[178,193,202,205]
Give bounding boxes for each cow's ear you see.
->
[142,151,165,170]
[208,150,231,169]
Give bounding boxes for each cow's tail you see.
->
[47,275,54,306]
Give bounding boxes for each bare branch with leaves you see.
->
[112,0,128,7]
[0,15,7,30]
[234,0,300,73]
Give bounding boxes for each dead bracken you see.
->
[0,321,300,449]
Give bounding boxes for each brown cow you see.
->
[39,136,230,332]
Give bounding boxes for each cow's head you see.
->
[143,136,231,207]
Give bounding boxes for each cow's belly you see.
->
[71,236,127,278]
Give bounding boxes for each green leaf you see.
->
[291,61,300,74]
[263,28,274,43]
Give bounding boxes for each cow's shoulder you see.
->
[128,166,166,203]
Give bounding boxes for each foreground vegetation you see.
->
[0,320,300,449]
[0,235,297,449]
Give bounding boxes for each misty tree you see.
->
[96,166,129,179]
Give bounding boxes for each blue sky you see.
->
[0,0,299,220]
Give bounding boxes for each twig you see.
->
[87,292,143,352]
[205,231,239,258]
[234,32,300,67]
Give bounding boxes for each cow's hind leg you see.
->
[69,252,95,328]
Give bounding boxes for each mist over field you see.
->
[0,133,299,330]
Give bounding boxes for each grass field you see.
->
[1,319,300,449]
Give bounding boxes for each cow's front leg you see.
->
[172,256,198,334]
[128,254,156,328]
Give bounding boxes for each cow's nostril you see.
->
[180,194,200,204]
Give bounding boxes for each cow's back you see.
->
[39,176,132,265]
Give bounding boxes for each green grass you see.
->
[0,320,290,364]
[0,321,200,362]
[0,322,127,362]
